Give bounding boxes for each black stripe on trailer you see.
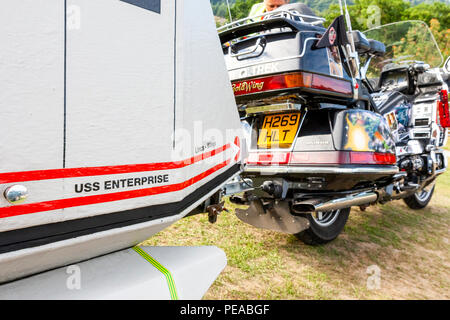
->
[0,164,240,255]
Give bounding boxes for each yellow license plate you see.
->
[257,112,301,149]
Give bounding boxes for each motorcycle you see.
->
[362,21,449,209]
[219,4,449,245]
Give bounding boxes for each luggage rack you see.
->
[217,10,326,33]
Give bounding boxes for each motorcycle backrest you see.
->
[350,31,370,54]
[368,39,386,57]
[350,31,385,57]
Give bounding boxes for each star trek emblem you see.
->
[329,27,337,45]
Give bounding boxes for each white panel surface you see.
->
[175,0,242,156]
[0,246,227,300]
[66,0,176,167]
[0,0,64,172]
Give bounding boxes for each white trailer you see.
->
[0,0,244,299]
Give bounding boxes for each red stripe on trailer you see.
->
[0,159,231,219]
[234,136,241,162]
[0,144,231,184]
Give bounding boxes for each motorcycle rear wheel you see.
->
[294,208,350,245]
[403,184,435,210]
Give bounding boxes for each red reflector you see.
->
[246,151,396,166]
[438,89,450,128]
[234,136,241,162]
[311,74,353,96]
[247,152,291,165]
[290,151,351,164]
[232,72,352,97]
[350,152,397,165]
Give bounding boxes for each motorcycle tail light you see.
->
[246,151,396,166]
[247,152,291,165]
[232,72,353,97]
[349,152,397,165]
[438,89,450,128]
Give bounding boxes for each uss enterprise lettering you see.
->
[75,174,170,193]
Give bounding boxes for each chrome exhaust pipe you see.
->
[292,191,379,213]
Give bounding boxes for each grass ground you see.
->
[142,142,450,300]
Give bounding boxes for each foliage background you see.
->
[210,0,450,57]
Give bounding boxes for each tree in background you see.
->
[430,18,450,57]
[404,1,450,29]
[324,0,409,30]
[230,0,261,20]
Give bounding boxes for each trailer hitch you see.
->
[206,201,229,224]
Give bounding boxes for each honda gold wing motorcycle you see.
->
[219,4,448,245]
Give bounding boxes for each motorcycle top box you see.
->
[220,12,355,104]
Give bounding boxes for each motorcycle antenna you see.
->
[340,0,360,96]
[226,0,233,22]
[338,0,344,15]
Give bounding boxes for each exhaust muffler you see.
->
[292,192,379,213]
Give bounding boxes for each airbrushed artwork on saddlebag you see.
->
[334,110,396,154]
[384,102,412,144]
[371,91,412,144]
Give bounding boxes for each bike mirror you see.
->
[445,56,450,73]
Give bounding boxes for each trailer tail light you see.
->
[438,89,450,128]
[247,151,396,166]
[231,72,353,97]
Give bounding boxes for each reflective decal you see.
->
[133,247,178,300]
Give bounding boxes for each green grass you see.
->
[141,165,450,300]
[443,137,450,151]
